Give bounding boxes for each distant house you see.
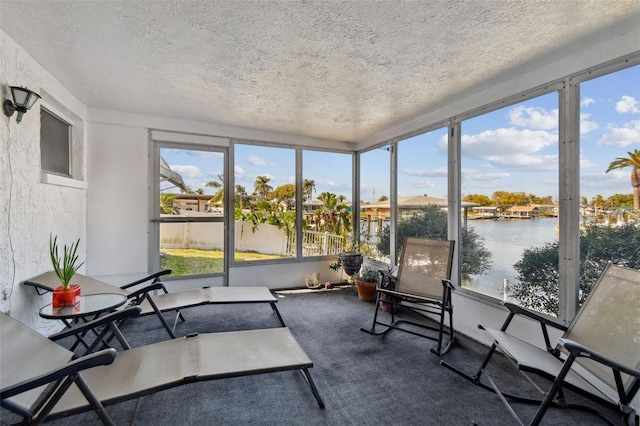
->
[505,205,540,218]
[471,206,499,219]
[170,194,216,215]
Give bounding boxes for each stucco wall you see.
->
[1,30,88,333]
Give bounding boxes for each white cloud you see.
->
[462,127,556,159]
[580,97,595,107]
[234,165,244,174]
[246,156,268,166]
[462,169,511,181]
[580,112,599,134]
[402,167,448,177]
[409,179,436,189]
[508,106,558,130]
[461,127,558,171]
[596,120,640,147]
[616,95,640,114]
[171,165,203,179]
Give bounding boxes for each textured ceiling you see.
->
[1,1,639,143]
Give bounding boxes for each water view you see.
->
[465,218,558,300]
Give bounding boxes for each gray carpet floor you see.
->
[2,286,625,425]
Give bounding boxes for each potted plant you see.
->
[353,266,379,302]
[338,233,364,277]
[49,234,84,307]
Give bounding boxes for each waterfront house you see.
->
[504,205,540,219]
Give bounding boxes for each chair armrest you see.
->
[559,338,640,379]
[0,348,116,399]
[124,282,165,301]
[120,270,172,290]
[442,279,455,291]
[48,307,142,342]
[503,302,568,332]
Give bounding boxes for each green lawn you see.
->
[160,248,289,277]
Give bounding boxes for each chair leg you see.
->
[270,302,287,327]
[299,368,325,409]
[360,291,392,336]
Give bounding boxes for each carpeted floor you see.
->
[2,286,624,425]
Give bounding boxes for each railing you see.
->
[287,230,345,256]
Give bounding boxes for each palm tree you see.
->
[303,179,316,201]
[605,149,640,210]
[206,174,224,207]
[160,193,178,214]
[254,175,273,201]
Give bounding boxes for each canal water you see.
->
[465,217,558,300]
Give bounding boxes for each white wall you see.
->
[0,30,88,333]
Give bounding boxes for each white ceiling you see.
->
[1,1,639,144]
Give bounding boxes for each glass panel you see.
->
[379,129,448,264]
[158,147,225,277]
[302,151,353,257]
[360,146,391,261]
[578,64,640,302]
[461,92,559,306]
[233,144,296,261]
[40,109,70,176]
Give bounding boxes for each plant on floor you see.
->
[353,266,378,283]
[352,266,379,302]
[49,234,84,289]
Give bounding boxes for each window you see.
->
[577,64,640,302]
[40,108,71,176]
[233,143,296,261]
[461,92,559,306]
[302,151,353,257]
[156,145,227,278]
[359,146,391,261]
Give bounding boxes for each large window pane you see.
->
[360,146,391,261]
[158,147,226,277]
[578,64,640,301]
[233,143,296,261]
[379,129,449,264]
[302,151,353,257]
[461,92,559,306]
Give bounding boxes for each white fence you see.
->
[160,221,345,256]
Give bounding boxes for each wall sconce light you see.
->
[3,86,41,124]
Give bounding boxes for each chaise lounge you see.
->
[0,307,324,425]
[23,270,285,338]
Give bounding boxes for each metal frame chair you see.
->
[24,270,285,339]
[1,308,324,425]
[361,237,456,356]
[441,263,640,425]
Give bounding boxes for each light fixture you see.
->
[3,86,41,123]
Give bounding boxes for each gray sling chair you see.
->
[0,307,325,425]
[361,237,456,356]
[440,263,640,426]
[23,269,285,339]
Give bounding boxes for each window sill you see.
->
[41,173,88,189]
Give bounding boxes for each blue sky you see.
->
[162,64,639,203]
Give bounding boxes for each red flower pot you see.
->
[355,280,377,302]
[52,285,81,307]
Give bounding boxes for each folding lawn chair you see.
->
[24,270,285,339]
[1,308,324,425]
[361,237,456,356]
[441,263,640,425]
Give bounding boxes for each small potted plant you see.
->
[49,234,84,307]
[338,232,364,277]
[352,266,379,302]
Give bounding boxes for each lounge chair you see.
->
[0,307,324,425]
[361,237,456,356]
[23,270,285,338]
[441,263,640,425]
